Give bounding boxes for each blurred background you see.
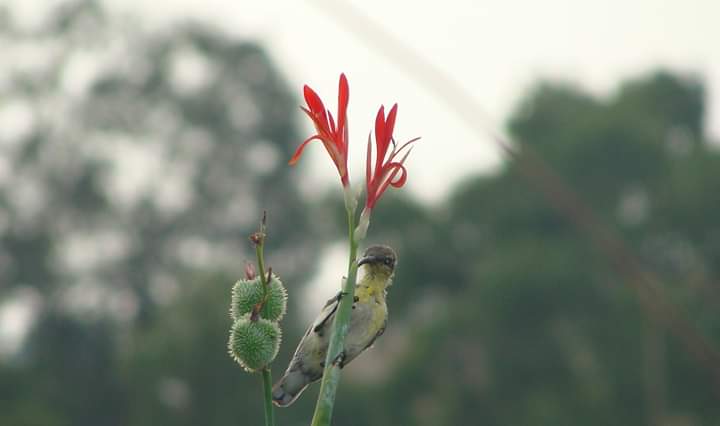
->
[1,0,719,425]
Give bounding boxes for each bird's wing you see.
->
[285,291,343,373]
[288,289,356,369]
[310,291,342,336]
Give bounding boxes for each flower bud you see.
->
[244,262,256,280]
[249,232,265,246]
[228,317,281,372]
[231,275,288,322]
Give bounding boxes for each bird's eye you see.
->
[384,258,393,266]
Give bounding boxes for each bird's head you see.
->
[357,245,397,280]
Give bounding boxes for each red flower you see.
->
[364,104,420,210]
[289,73,350,186]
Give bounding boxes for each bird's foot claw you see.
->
[331,351,347,368]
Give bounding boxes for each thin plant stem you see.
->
[256,242,267,287]
[261,367,275,426]
[311,201,361,426]
[253,214,275,426]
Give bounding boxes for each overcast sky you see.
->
[8,0,719,203]
[94,0,720,205]
[11,0,720,201]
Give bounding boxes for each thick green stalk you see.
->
[311,202,361,426]
[254,227,275,426]
[261,367,275,426]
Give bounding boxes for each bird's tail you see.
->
[272,369,312,407]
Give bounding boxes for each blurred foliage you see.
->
[355,70,720,426]
[0,1,319,425]
[1,1,720,426]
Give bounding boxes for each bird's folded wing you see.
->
[310,291,342,335]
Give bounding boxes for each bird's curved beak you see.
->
[357,255,378,267]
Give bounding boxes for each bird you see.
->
[271,245,397,407]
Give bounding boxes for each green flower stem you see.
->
[261,367,275,426]
[256,240,268,288]
[253,223,275,426]
[311,197,363,426]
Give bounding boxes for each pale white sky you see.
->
[95,0,720,204]
[7,0,719,202]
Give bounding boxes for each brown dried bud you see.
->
[250,301,264,322]
[244,262,256,280]
[249,232,265,246]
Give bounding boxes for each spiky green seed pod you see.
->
[228,317,281,372]
[230,275,287,322]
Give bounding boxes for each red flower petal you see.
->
[289,135,322,165]
[328,112,337,134]
[374,106,386,155]
[387,163,408,188]
[304,86,330,133]
[388,137,421,162]
[385,104,398,142]
[303,85,325,115]
[293,75,352,187]
[337,73,349,135]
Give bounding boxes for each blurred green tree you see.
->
[346,71,720,426]
[0,1,319,425]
